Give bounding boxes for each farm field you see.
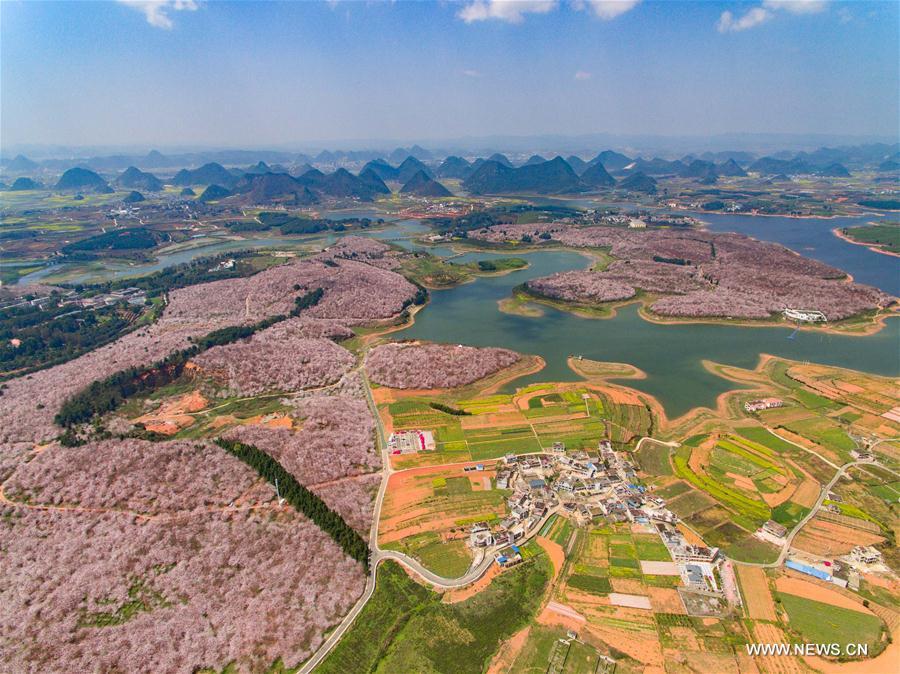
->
[501,625,609,674]
[540,518,757,672]
[792,515,885,557]
[777,592,886,655]
[754,359,900,463]
[736,566,777,621]
[378,462,510,575]
[379,381,655,471]
[317,556,551,674]
[548,523,691,669]
[839,223,900,254]
[635,440,673,476]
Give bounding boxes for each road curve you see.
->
[300,368,573,671]
[735,460,866,569]
[298,370,504,673]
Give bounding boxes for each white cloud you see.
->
[457,0,640,24]
[463,69,483,77]
[574,70,592,80]
[584,0,641,20]
[457,0,557,24]
[118,0,199,29]
[762,0,828,14]
[717,6,772,32]
[717,0,829,33]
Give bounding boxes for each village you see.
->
[389,417,896,624]
[387,428,741,616]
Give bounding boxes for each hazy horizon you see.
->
[2,0,898,149]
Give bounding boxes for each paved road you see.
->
[735,459,866,569]
[298,370,510,673]
[635,437,680,452]
[299,366,577,671]
[764,426,841,469]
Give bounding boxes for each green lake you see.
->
[397,249,899,419]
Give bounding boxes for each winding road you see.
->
[736,450,896,570]
[299,378,895,669]
[298,367,574,672]
[297,370,510,673]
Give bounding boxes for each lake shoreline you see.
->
[831,226,900,259]
[498,285,895,337]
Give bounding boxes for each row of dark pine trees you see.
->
[54,288,324,427]
[216,438,370,569]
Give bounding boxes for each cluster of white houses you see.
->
[783,308,827,323]
[744,398,784,413]
[388,430,436,455]
[465,440,727,596]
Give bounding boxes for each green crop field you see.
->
[381,532,472,578]
[458,394,512,414]
[710,445,762,477]
[792,388,841,411]
[654,481,691,499]
[779,593,885,653]
[715,438,784,474]
[721,533,779,564]
[733,427,800,455]
[673,447,770,523]
[443,476,472,495]
[782,417,856,457]
[770,501,811,529]
[610,557,640,569]
[467,435,542,459]
[841,223,900,253]
[566,574,612,594]
[562,639,604,674]
[634,535,672,562]
[666,489,716,518]
[506,626,605,674]
[549,516,573,547]
[636,441,673,476]
[319,557,551,673]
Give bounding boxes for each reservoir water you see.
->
[698,212,898,296]
[397,248,899,419]
[14,210,898,418]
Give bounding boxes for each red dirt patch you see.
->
[536,535,565,580]
[442,562,502,604]
[775,575,876,614]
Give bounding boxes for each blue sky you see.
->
[2,0,897,148]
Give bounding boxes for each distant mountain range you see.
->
[435,156,472,179]
[580,161,616,187]
[10,177,42,190]
[4,141,895,203]
[173,162,239,188]
[6,154,39,172]
[361,156,433,184]
[618,171,658,194]
[199,164,393,204]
